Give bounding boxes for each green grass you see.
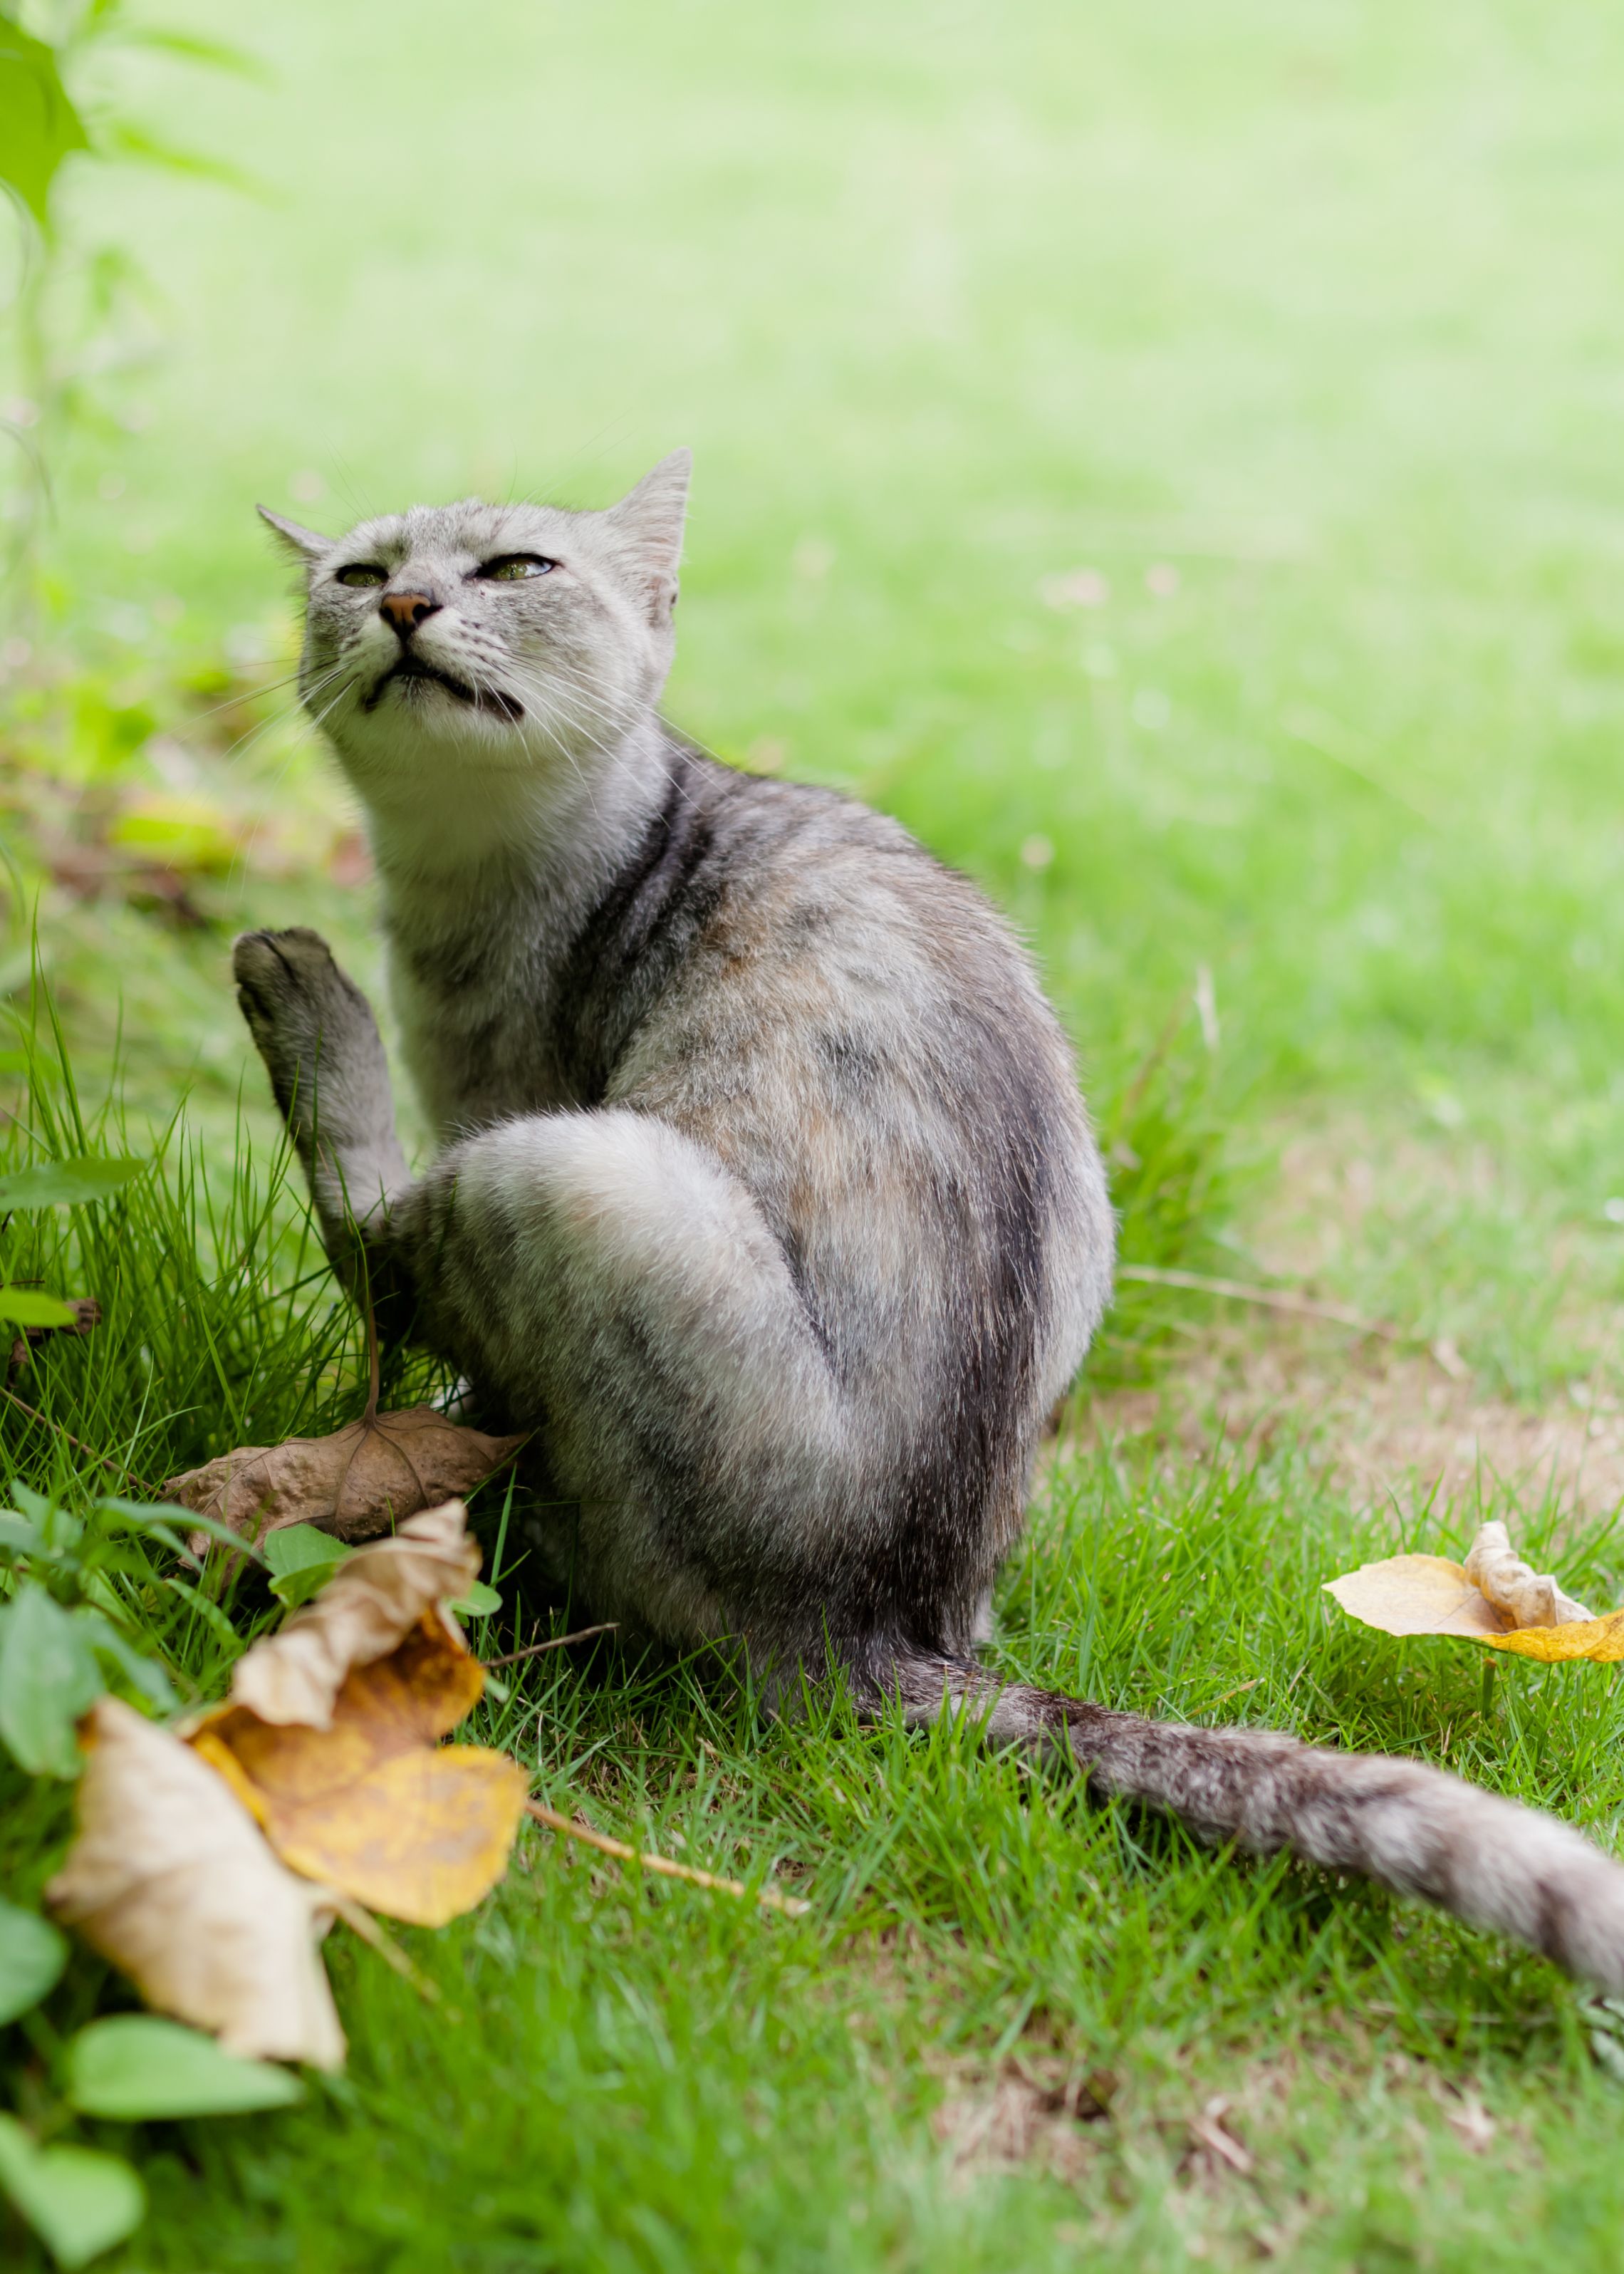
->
[4,0,1624,2263]
[6,1089,1624,2270]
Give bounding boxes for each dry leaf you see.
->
[192,1614,526,1927]
[164,1406,524,1555]
[1326,1522,1624,1663]
[184,1507,527,1926]
[1464,1520,1593,1628]
[225,1501,481,1729]
[1325,1554,1508,1639]
[46,1698,344,2069]
[1474,1610,1624,1664]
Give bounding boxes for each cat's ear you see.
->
[604,449,690,621]
[256,504,328,566]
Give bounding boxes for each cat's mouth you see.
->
[363,653,525,725]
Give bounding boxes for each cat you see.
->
[236,450,1624,1991]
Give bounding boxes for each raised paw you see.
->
[232,928,392,1153]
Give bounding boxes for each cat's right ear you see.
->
[604,449,691,623]
[256,504,327,566]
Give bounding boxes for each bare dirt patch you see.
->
[930,2056,1114,2188]
[1086,1115,1624,1517]
[1083,1331,1624,1518]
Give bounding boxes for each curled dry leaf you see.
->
[1464,1520,1593,1629]
[187,1509,526,1926]
[163,1405,524,1557]
[1326,1521,1624,1664]
[225,1500,481,1729]
[46,1697,345,2069]
[193,1616,527,1927]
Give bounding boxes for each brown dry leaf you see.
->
[226,1500,482,1728]
[163,1405,524,1556]
[1464,1519,1593,1628]
[185,1508,528,1926]
[1326,1524,1624,1663]
[46,1697,345,2068]
[1325,1554,1507,1639]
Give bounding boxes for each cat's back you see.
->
[598,744,1111,1397]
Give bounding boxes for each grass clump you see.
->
[4,1022,1624,2269]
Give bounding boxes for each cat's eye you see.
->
[335,563,387,588]
[478,554,556,582]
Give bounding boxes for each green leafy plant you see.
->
[0,1,259,597]
[0,1485,288,2266]
[0,1911,299,2267]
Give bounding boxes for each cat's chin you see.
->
[364,658,526,728]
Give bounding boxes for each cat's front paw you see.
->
[233,928,390,1145]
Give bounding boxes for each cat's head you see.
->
[259,451,689,815]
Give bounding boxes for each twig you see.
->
[524,1798,811,1916]
[1202,1675,1262,1714]
[0,1386,157,1492]
[1116,1264,1467,1379]
[1117,1263,1395,1335]
[330,1893,445,2008]
[482,1621,618,1671]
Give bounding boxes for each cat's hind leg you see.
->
[379,1109,855,1659]
[233,928,410,1268]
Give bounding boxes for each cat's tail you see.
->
[885,1653,1624,1990]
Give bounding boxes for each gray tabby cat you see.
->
[239,451,1624,1990]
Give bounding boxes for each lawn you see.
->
[4,0,1624,2265]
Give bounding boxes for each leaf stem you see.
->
[482,1622,618,1671]
[523,1799,810,1916]
[330,1894,446,2007]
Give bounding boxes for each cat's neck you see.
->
[354,713,669,953]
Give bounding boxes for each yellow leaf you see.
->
[187,1519,528,1926]
[224,1501,482,1730]
[263,1745,529,1927]
[1325,1554,1507,1639]
[1478,1610,1624,1664]
[1326,1525,1624,1663]
[46,1698,344,2069]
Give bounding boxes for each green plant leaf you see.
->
[0,18,89,229]
[0,1287,76,1329]
[64,2015,304,2120]
[73,1609,177,1714]
[0,1582,103,1777]
[0,1157,145,1212]
[0,2114,145,2268]
[94,1497,268,1564]
[262,1522,352,1577]
[265,1521,353,1607]
[0,1899,68,2025]
[449,1580,502,1619]
[0,1510,46,1557]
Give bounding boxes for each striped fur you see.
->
[234,455,1624,1990]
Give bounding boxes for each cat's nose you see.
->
[380,589,441,642]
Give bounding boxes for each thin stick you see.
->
[524,1798,811,1916]
[1200,1675,1262,1714]
[1115,1263,1395,1336]
[1116,1263,1469,1378]
[330,1893,444,2007]
[482,1621,618,1671]
[0,1386,157,1492]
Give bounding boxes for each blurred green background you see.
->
[8,11,1624,2270]
[6,0,1624,1361]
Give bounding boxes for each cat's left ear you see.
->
[256,504,327,566]
[605,449,690,622]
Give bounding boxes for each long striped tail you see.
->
[890,1656,1624,1990]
